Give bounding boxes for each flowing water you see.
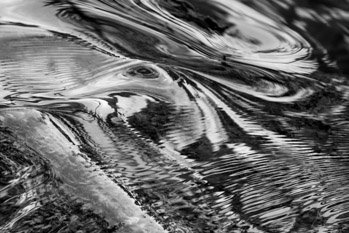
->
[1,0,349,232]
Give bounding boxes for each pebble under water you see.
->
[1,0,349,232]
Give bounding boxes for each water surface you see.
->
[1,0,349,232]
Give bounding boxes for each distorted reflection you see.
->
[1,0,349,232]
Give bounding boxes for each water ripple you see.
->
[1,0,349,232]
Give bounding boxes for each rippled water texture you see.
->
[1,0,349,232]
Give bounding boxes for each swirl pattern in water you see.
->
[1,0,349,232]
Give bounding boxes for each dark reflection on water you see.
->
[1,0,349,232]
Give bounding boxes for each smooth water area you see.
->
[1,0,349,232]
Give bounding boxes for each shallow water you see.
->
[1,0,349,232]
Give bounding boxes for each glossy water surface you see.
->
[1,0,349,232]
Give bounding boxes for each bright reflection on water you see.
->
[1,0,349,232]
